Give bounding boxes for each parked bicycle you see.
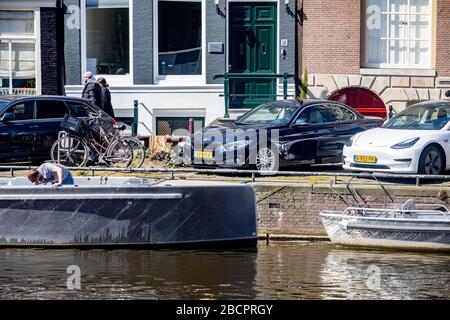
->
[51,112,146,168]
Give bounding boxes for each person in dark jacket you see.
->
[97,77,115,118]
[82,71,103,109]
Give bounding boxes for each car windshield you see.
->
[235,104,298,125]
[383,103,450,130]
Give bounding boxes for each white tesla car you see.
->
[343,101,450,175]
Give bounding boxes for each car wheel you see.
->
[418,145,445,175]
[254,144,279,173]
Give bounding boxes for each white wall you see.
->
[66,83,296,135]
[65,84,225,135]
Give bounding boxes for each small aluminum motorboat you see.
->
[320,177,450,252]
[0,176,257,248]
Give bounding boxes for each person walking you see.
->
[27,163,74,188]
[82,71,103,110]
[97,77,115,118]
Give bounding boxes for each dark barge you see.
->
[0,177,257,248]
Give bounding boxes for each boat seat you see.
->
[401,199,416,211]
[113,123,127,131]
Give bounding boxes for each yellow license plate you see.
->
[194,151,214,159]
[354,155,377,163]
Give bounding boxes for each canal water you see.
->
[0,242,448,299]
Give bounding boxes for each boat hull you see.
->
[0,178,257,248]
[320,212,450,252]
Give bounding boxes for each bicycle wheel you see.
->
[120,137,146,168]
[51,135,88,167]
[105,139,133,168]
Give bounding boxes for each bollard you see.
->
[188,118,194,134]
[223,73,230,119]
[283,73,288,100]
[132,100,139,137]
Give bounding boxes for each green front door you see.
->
[229,3,277,109]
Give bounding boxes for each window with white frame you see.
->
[0,10,36,95]
[86,0,130,76]
[365,0,432,68]
[157,0,202,76]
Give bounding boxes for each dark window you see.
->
[86,1,130,75]
[158,1,202,75]
[156,117,204,136]
[67,101,96,117]
[328,104,356,122]
[5,100,34,120]
[36,100,70,119]
[298,105,332,124]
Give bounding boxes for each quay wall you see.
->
[253,182,449,236]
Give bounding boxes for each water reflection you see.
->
[320,249,450,300]
[0,243,448,299]
[0,248,258,300]
[254,242,330,299]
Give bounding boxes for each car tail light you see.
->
[111,118,117,125]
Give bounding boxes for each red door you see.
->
[329,86,387,119]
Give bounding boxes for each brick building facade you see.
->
[298,0,450,112]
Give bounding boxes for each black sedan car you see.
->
[0,95,114,163]
[184,99,384,172]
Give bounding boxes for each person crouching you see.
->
[27,163,74,188]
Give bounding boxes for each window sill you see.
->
[360,68,436,77]
[94,74,132,86]
[154,76,206,86]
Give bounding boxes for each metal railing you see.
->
[1,165,450,186]
[213,73,295,118]
[0,88,37,96]
[115,99,139,137]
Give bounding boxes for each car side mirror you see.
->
[0,112,15,122]
[294,118,310,127]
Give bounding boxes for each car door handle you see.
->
[29,125,39,129]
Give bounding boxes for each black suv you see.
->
[0,95,114,163]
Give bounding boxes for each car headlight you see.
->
[346,135,356,147]
[391,137,420,149]
[223,140,251,151]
